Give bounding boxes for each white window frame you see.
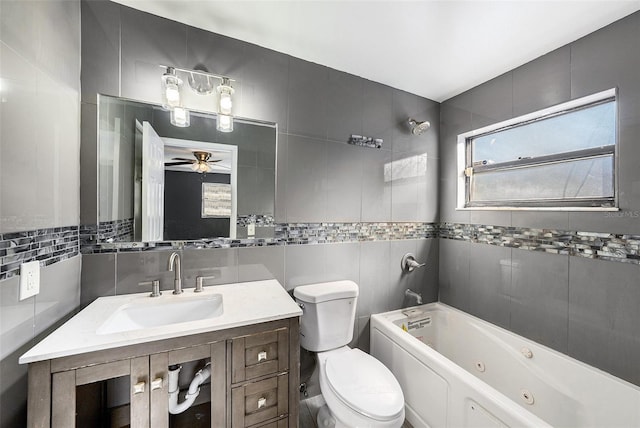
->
[456,88,618,211]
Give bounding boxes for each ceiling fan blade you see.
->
[171,157,195,162]
[165,161,193,166]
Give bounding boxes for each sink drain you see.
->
[520,389,534,405]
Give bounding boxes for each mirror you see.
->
[98,95,276,243]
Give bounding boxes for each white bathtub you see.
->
[370,302,640,428]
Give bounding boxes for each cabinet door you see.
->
[165,342,226,428]
[52,358,145,428]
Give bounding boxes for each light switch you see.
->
[247,223,256,237]
[19,260,40,301]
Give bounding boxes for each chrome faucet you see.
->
[405,288,423,305]
[168,252,183,295]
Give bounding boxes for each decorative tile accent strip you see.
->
[79,223,99,248]
[0,226,79,281]
[80,219,135,249]
[277,222,438,245]
[98,218,134,242]
[78,220,640,266]
[80,222,439,253]
[440,223,640,264]
[237,215,275,227]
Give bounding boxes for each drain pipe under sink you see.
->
[168,363,212,414]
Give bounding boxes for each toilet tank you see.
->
[293,281,359,352]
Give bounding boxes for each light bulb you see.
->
[191,162,209,173]
[217,78,234,116]
[170,107,190,127]
[162,67,182,110]
[217,114,233,133]
[165,83,180,106]
[219,92,232,114]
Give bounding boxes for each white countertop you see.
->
[19,279,302,364]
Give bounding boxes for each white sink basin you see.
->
[97,294,223,335]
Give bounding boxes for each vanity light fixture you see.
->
[160,65,236,132]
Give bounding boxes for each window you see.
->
[457,89,617,209]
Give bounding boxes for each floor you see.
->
[299,395,413,428]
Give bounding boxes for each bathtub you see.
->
[370,302,640,428]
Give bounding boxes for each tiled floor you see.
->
[299,394,325,428]
[299,395,413,428]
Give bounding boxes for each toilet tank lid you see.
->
[293,281,359,303]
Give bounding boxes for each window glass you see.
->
[472,101,615,166]
[472,155,614,202]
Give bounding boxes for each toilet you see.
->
[294,281,405,428]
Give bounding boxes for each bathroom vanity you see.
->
[20,280,301,428]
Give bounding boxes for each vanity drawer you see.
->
[231,373,289,427]
[252,417,288,428]
[232,328,289,383]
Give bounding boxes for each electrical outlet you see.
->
[247,223,256,237]
[19,260,40,301]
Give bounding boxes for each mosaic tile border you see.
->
[277,222,439,244]
[80,218,134,247]
[237,215,275,227]
[440,223,640,264]
[0,226,79,281]
[80,222,439,253]
[7,222,640,269]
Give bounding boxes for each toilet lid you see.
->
[325,348,404,421]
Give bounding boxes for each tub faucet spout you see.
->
[405,288,423,305]
[168,252,183,295]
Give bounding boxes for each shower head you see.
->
[408,118,431,135]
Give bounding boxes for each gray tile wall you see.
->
[0,1,82,426]
[439,11,640,386]
[80,0,439,356]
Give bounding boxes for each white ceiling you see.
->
[113,0,640,102]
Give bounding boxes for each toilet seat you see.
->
[324,348,404,422]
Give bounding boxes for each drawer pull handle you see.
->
[151,377,163,390]
[133,381,146,394]
[257,397,267,409]
[258,351,268,362]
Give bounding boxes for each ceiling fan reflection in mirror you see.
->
[164,151,223,173]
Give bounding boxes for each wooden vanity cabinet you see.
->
[26,317,299,428]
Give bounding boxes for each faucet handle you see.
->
[139,280,161,297]
[401,253,426,272]
[195,275,217,292]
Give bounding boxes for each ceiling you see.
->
[113,0,640,102]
